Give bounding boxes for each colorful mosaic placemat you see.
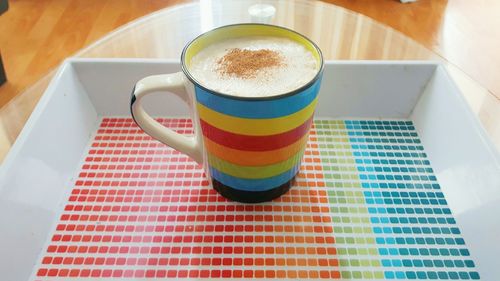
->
[33,118,480,280]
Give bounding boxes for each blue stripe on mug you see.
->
[209,164,301,192]
[194,77,322,119]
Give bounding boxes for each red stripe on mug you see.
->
[200,116,313,151]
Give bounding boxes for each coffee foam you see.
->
[188,36,318,97]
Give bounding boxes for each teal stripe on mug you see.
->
[194,77,322,119]
[209,164,301,192]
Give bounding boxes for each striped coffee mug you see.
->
[131,24,323,203]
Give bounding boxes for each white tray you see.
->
[0,59,498,281]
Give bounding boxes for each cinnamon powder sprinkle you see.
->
[216,48,284,78]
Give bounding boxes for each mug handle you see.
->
[130,72,203,164]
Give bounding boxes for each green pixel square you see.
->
[350,259,360,266]
[341,271,351,279]
[353,227,363,234]
[339,259,349,266]
[349,207,360,213]
[357,248,368,255]
[352,271,363,279]
[345,237,355,244]
[360,260,371,267]
[363,271,374,279]
[355,237,365,244]
[338,248,347,255]
[343,226,353,233]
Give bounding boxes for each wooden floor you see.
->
[0,0,499,108]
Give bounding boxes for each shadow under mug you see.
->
[131,24,324,203]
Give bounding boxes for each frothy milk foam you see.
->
[188,36,318,97]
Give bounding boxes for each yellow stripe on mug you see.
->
[196,97,318,136]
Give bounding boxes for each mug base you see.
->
[212,178,294,203]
